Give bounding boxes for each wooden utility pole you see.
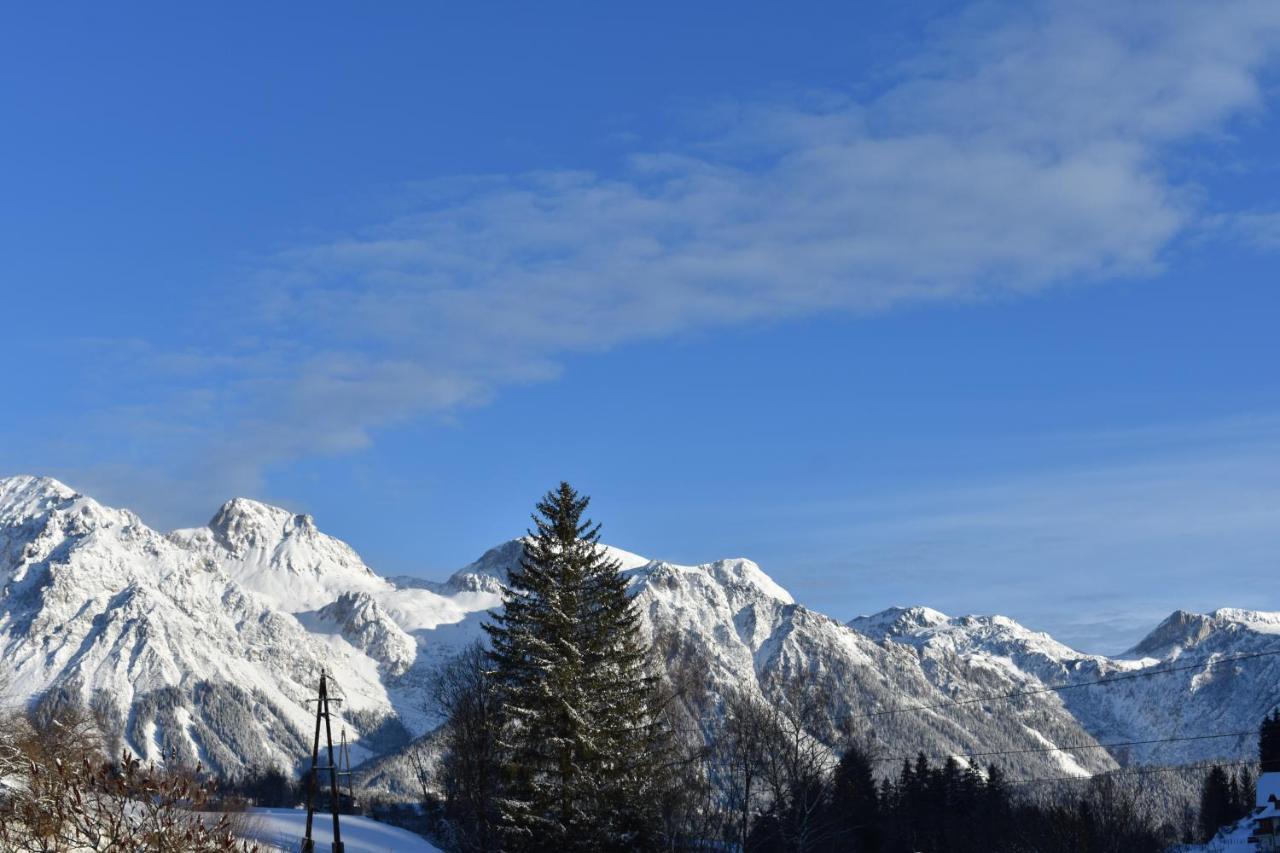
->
[302,668,345,853]
[339,726,355,807]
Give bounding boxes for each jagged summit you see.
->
[206,497,318,553]
[848,605,950,639]
[169,495,382,613]
[0,473,78,500]
[1126,609,1218,658]
[1125,607,1280,659]
[850,605,1091,666]
[0,474,81,522]
[703,557,795,604]
[440,539,526,593]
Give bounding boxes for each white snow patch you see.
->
[228,808,441,852]
[1021,726,1091,777]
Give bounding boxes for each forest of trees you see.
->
[1196,763,1253,844]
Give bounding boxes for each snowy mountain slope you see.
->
[850,604,1280,766]
[355,552,1119,799]
[388,548,1118,789]
[0,476,400,775]
[630,558,1116,780]
[0,474,1275,796]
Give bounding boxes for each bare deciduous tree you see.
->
[715,688,778,851]
[0,703,258,852]
[712,678,840,853]
[427,642,503,853]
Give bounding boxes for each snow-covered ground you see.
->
[1178,819,1254,852]
[230,808,441,852]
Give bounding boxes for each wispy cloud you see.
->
[1215,210,1280,249]
[802,415,1280,653]
[69,0,1280,523]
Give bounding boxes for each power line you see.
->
[1004,758,1258,787]
[873,730,1255,764]
[853,648,1280,721]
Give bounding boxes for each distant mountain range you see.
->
[1,474,1275,799]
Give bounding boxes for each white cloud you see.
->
[73,0,1280,517]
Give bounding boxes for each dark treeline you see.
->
[750,746,1176,853]
[1196,763,1253,844]
[220,767,302,809]
[1185,709,1280,845]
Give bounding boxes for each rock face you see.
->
[1126,609,1243,659]
[0,474,1275,795]
[316,592,416,677]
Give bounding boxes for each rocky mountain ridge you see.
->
[0,475,1274,797]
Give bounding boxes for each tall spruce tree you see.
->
[485,482,668,851]
[1261,709,1280,773]
[1199,765,1234,843]
[827,744,881,852]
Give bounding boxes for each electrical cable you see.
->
[853,648,1280,721]
[873,730,1255,764]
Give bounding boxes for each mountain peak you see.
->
[704,557,794,604]
[158,495,384,613]
[1125,607,1280,658]
[1126,609,1216,658]
[207,497,316,554]
[449,539,526,584]
[0,475,80,520]
[848,605,950,640]
[441,538,655,594]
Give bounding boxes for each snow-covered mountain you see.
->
[0,475,1274,796]
[848,604,1280,766]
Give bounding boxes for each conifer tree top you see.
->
[532,481,600,547]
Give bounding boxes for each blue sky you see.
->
[2,1,1279,652]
